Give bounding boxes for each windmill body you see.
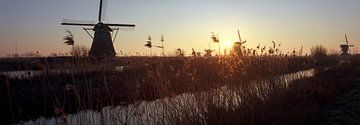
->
[340,45,350,56]
[340,34,354,58]
[232,30,246,56]
[232,42,243,56]
[61,0,135,58]
[89,22,116,57]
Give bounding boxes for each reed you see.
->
[2,45,357,125]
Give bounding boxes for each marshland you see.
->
[2,46,360,125]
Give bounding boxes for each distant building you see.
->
[339,34,354,60]
[232,42,243,56]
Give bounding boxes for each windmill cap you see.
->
[93,22,112,31]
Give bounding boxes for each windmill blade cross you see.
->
[62,23,96,26]
[345,34,349,45]
[237,29,242,42]
[105,23,136,27]
[83,28,93,30]
[99,0,108,22]
[61,19,96,26]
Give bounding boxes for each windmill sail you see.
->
[105,23,135,27]
[98,0,108,22]
[238,29,242,42]
[61,19,96,26]
[345,34,349,45]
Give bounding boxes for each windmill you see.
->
[340,34,354,58]
[61,0,135,58]
[232,29,247,56]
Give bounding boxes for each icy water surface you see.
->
[21,69,314,125]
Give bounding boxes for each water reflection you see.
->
[22,69,314,125]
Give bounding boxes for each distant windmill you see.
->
[61,0,135,58]
[232,29,247,56]
[340,34,354,57]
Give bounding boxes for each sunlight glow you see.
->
[224,41,232,49]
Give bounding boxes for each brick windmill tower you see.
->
[61,0,135,58]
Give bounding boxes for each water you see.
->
[0,66,129,79]
[20,69,314,125]
[0,70,42,79]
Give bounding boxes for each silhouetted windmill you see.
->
[61,0,135,58]
[340,34,354,57]
[232,30,247,56]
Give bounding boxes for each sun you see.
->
[224,41,232,49]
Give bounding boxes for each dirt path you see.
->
[322,79,360,125]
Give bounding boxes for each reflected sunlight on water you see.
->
[22,69,314,125]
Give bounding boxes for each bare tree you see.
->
[311,45,327,57]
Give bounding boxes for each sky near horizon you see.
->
[1,0,360,56]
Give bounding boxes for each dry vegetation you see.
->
[1,45,359,125]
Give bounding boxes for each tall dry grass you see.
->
[2,45,356,125]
